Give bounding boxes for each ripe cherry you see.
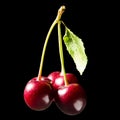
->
[23,77,53,111]
[48,71,60,83]
[55,83,87,115]
[48,71,78,90]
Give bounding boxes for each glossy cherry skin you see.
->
[48,71,78,90]
[55,83,87,115]
[23,77,53,111]
[48,71,60,82]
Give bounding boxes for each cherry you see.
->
[23,77,53,111]
[55,83,87,115]
[48,71,78,90]
[48,71,60,83]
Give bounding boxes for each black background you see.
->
[2,0,118,119]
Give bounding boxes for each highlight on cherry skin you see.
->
[48,71,78,90]
[54,83,87,115]
[23,77,54,111]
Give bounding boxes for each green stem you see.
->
[58,21,68,86]
[37,20,57,80]
[37,5,66,81]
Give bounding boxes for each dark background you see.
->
[2,0,118,119]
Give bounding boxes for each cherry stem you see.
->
[58,21,68,86]
[37,5,66,81]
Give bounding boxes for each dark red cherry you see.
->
[48,71,78,90]
[55,83,87,115]
[23,77,53,111]
[48,71,60,83]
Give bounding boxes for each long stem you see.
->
[58,21,68,86]
[37,5,66,81]
[37,20,57,80]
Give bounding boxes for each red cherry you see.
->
[48,71,78,90]
[55,83,87,115]
[23,77,53,111]
[48,71,60,83]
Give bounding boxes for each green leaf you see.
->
[63,27,88,75]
